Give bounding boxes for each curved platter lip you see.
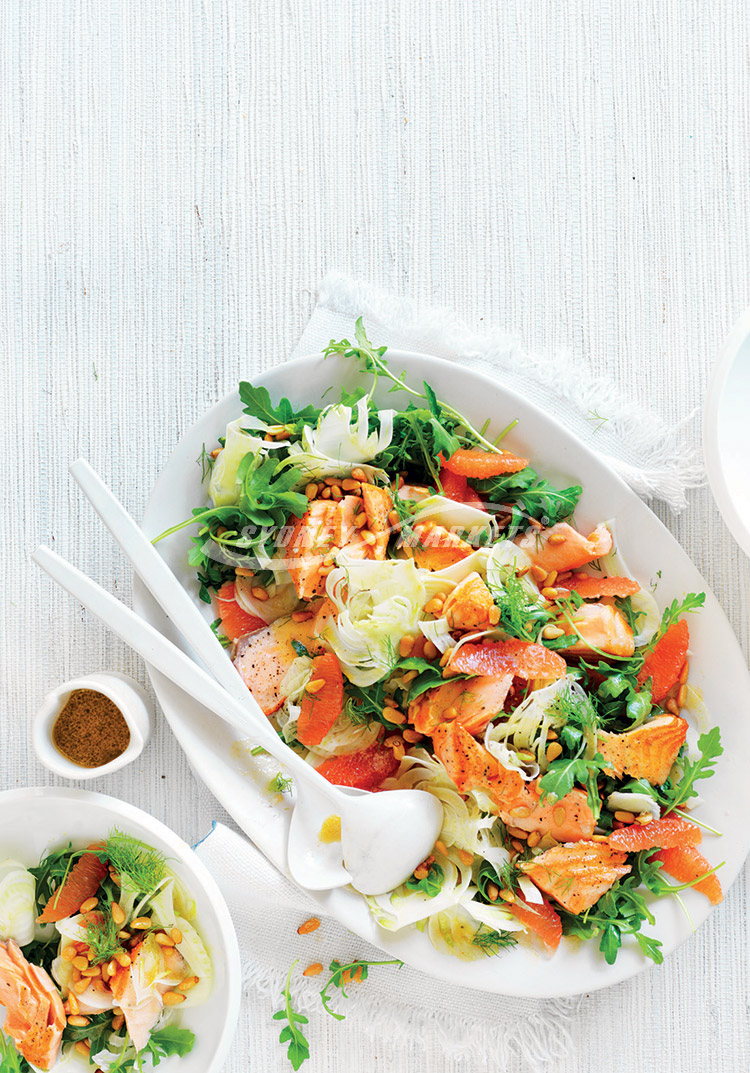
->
[704,304,750,560]
[135,346,750,999]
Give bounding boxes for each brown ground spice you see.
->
[52,688,130,768]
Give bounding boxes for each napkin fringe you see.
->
[242,958,577,1070]
[316,271,703,513]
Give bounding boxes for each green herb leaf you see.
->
[319,958,403,1022]
[660,727,723,813]
[0,1029,32,1072]
[98,830,167,893]
[268,772,293,795]
[405,862,445,897]
[471,923,518,955]
[273,962,310,1071]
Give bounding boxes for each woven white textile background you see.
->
[3,2,750,1072]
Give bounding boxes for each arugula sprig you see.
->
[0,1029,32,1072]
[538,687,610,818]
[559,853,665,965]
[474,470,582,529]
[622,727,724,814]
[238,383,321,439]
[324,319,506,455]
[645,592,706,652]
[106,1027,196,1071]
[273,962,311,1071]
[319,958,404,1021]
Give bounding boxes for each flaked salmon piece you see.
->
[516,522,613,573]
[287,500,340,599]
[597,714,688,785]
[408,675,512,736]
[445,639,567,680]
[608,814,702,852]
[431,722,595,840]
[397,483,430,502]
[496,785,596,843]
[232,601,334,714]
[0,940,65,1071]
[335,494,363,550]
[520,842,631,914]
[360,484,393,559]
[408,522,474,570]
[442,573,496,631]
[560,602,635,657]
[431,719,507,794]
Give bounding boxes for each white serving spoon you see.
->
[36,472,442,895]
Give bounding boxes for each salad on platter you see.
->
[0,832,212,1071]
[159,320,723,967]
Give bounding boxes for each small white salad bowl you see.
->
[33,672,154,780]
[0,786,241,1073]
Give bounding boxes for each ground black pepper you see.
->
[52,688,130,768]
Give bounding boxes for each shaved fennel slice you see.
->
[323,558,427,685]
[411,495,497,543]
[208,418,287,507]
[366,850,472,931]
[484,677,575,772]
[418,617,453,653]
[0,860,36,946]
[605,791,660,820]
[302,398,395,462]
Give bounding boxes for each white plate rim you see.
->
[134,346,750,999]
[703,304,750,558]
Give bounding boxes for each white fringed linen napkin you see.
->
[196,275,703,1070]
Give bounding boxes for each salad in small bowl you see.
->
[0,789,239,1073]
[156,321,724,969]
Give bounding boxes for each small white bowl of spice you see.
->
[33,671,153,778]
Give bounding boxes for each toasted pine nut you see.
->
[547,729,558,740]
[111,903,126,925]
[423,640,439,660]
[382,707,406,725]
[305,483,319,499]
[401,670,418,684]
[511,840,525,853]
[61,945,77,962]
[679,659,690,685]
[488,606,501,625]
[331,485,343,500]
[250,586,268,601]
[67,1014,90,1027]
[541,587,559,599]
[178,975,200,991]
[545,570,558,587]
[506,826,529,840]
[117,953,131,968]
[592,833,610,843]
[361,530,376,545]
[163,990,186,1005]
[112,1014,125,1030]
[392,743,405,760]
[354,512,367,528]
[320,486,332,499]
[439,649,452,667]
[546,742,563,762]
[398,635,415,658]
[292,610,313,622]
[351,468,366,481]
[297,917,320,935]
[434,840,448,855]
[131,916,152,930]
[423,597,445,616]
[445,706,458,719]
[302,962,323,977]
[155,931,176,946]
[413,865,429,880]
[170,928,183,944]
[109,871,121,886]
[341,478,360,492]
[499,889,516,903]
[318,564,334,576]
[486,882,499,902]
[106,959,118,978]
[665,698,679,715]
[383,734,402,749]
[73,980,90,995]
[677,684,688,709]
[457,848,474,866]
[118,931,131,940]
[614,810,635,823]
[72,955,89,971]
[402,729,422,743]
[553,806,567,827]
[542,625,565,639]
[548,533,567,545]
[305,678,326,695]
[636,813,654,825]
[530,564,548,583]
[235,566,255,577]
[80,897,98,913]
[387,509,401,528]
[527,831,541,848]
[74,1041,91,1055]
